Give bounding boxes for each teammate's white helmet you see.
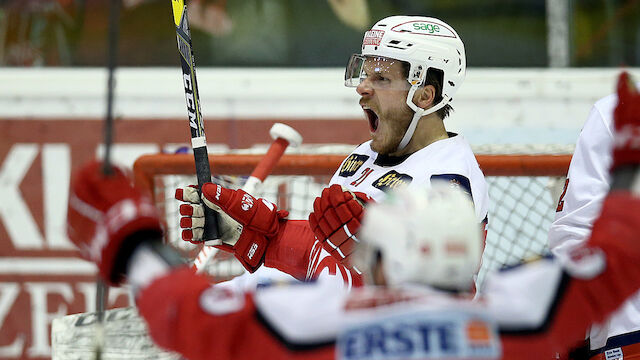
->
[355,183,481,291]
[345,16,466,151]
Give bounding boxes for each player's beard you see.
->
[369,105,414,155]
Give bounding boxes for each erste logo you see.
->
[336,310,500,359]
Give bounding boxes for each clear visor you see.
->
[344,54,410,90]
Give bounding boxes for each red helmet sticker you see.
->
[363,29,384,46]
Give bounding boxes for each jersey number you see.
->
[556,178,569,212]
[350,167,373,187]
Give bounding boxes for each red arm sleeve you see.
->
[138,267,259,360]
[137,267,335,360]
[264,220,363,287]
[501,193,640,359]
[264,220,316,280]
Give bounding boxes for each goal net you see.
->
[132,147,572,287]
[50,146,573,359]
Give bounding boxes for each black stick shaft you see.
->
[171,0,219,240]
[103,0,120,176]
[96,1,120,358]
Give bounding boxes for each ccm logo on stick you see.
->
[182,74,198,130]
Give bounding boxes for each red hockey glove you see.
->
[67,161,162,286]
[308,184,373,264]
[175,183,288,272]
[612,72,640,171]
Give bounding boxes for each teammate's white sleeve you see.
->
[545,92,640,351]
[547,95,615,261]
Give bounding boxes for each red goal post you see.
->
[133,152,572,286]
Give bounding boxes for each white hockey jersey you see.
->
[228,133,490,291]
[547,91,640,352]
[548,94,615,261]
[329,134,489,223]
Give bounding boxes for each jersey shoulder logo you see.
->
[372,171,413,190]
[200,286,245,315]
[431,174,473,199]
[339,154,370,177]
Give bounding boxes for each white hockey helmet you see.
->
[354,183,481,291]
[345,16,466,151]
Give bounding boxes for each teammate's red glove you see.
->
[612,72,640,171]
[67,161,162,286]
[308,184,373,264]
[175,183,288,272]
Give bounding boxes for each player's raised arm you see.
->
[67,161,340,360]
[494,72,640,359]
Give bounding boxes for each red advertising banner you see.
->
[0,117,365,359]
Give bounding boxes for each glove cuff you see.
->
[232,231,269,273]
[100,198,163,285]
[228,213,289,273]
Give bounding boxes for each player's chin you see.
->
[369,135,394,154]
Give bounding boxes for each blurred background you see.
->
[0,0,638,67]
[1,1,639,359]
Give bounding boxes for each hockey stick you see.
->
[193,123,303,273]
[52,307,175,359]
[171,0,219,240]
[94,0,121,359]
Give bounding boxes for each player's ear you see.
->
[414,84,436,109]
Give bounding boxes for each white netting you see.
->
[478,176,559,285]
[138,147,571,287]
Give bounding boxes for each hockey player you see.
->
[548,74,640,359]
[176,16,488,283]
[68,72,640,360]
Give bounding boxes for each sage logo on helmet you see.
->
[393,20,458,38]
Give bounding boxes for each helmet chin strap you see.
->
[395,85,449,152]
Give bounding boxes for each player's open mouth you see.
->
[363,107,379,132]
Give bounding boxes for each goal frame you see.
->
[132,151,573,285]
[133,153,572,195]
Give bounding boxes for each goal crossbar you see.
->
[133,153,572,194]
